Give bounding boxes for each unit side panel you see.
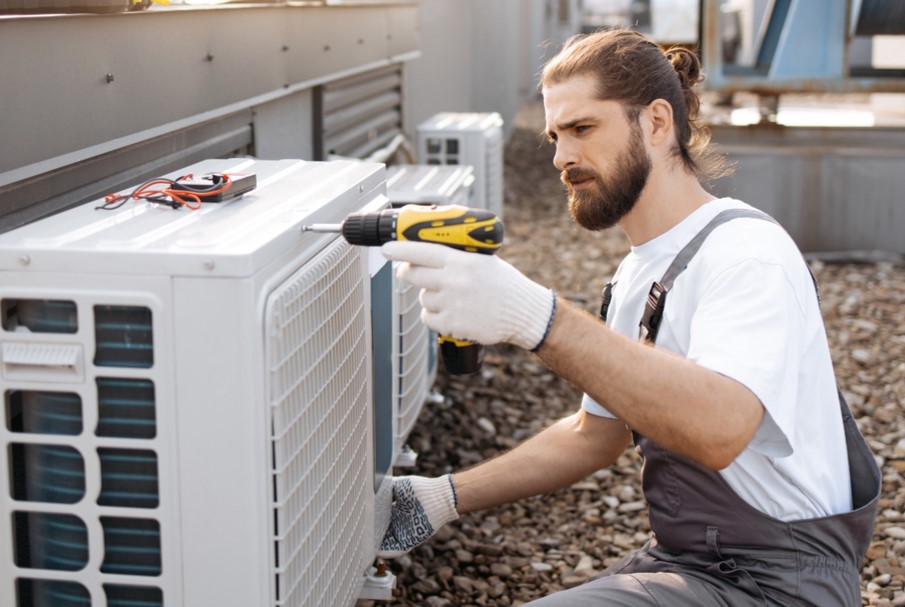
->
[171,275,272,607]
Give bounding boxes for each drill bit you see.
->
[302,224,343,233]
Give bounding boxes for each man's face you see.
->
[543,75,652,231]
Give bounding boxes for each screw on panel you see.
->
[359,185,365,192]
[19,255,30,266]
[204,261,215,271]
[105,74,115,84]
[206,53,215,62]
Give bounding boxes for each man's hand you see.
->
[381,241,556,351]
[378,475,460,559]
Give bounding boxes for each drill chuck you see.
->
[340,211,397,247]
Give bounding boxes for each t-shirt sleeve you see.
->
[581,393,617,418]
[683,258,808,458]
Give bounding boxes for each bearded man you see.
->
[378,28,879,606]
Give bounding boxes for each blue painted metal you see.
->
[702,0,905,95]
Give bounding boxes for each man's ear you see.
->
[645,99,674,147]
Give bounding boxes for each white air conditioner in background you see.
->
[0,159,394,607]
[416,112,504,220]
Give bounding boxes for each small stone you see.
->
[618,500,647,513]
[561,575,586,588]
[474,542,505,557]
[453,575,474,593]
[412,578,442,595]
[571,480,599,491]
[477,416,497,435]
[531,562,554,572]
[437,566,454,584]
[574,554,596,577]
[852,349,873,364]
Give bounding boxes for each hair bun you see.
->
[666,47,702,89]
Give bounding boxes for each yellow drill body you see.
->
[303,204,504,374]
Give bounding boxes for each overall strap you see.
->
[639,209,777,343]
[598,209,778,328]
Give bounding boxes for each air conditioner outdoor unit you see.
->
[416,112,504,220]
[0,158,395,607]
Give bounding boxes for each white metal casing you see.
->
[416,112,504,220]
[0,158,394,607]
[385,164,475,207]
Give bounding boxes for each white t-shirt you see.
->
[582,198,853,521]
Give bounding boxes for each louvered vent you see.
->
[4,298,163,607]
[266,238,371,607]
[315,65,403,160]
[394,278,430,451]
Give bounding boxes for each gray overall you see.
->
[526,210,881,607]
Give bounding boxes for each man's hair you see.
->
[541,28,732,183]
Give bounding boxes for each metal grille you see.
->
[483,125,505,219]
[314,65,403,160]
[4,299,164,607]
[266,238,371,607]
[395,277,429,451]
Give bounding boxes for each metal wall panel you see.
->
[0,4,419,185]
[403,0,559,140]
[252,90,314,161]
[710,124,905,253]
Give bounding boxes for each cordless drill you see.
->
[303,204,504,374]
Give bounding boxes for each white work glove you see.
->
[378,474,460,559]
[382,241,557,351]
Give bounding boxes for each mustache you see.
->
[561,168,599,187]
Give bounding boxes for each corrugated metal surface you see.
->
[315,65,403,160]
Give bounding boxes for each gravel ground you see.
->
[370,100,905,607]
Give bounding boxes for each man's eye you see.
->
[575,125,591,134]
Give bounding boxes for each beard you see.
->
[561,123,652,231]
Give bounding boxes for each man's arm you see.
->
[381,241,765,472]
[455,410,632,513]
[537,296,764,470]
[377,410,629,558]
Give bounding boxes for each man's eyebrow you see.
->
[543,117,595,140]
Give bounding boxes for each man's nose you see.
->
[552,140,577,171]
